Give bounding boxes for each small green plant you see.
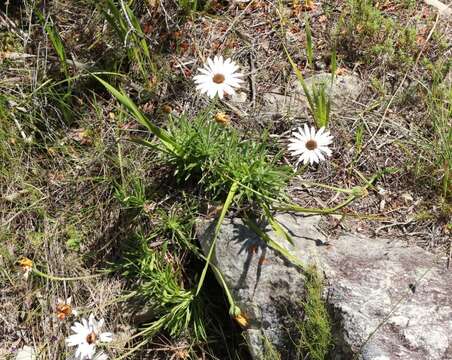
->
[36,10,69,79]
[352,122,364,164]
[100,0,156,79]
[309,83,331,128]
[262,336,282,360]
[335,0,418,69]
[415,65,451,199]
[279,9,332,129]
[95,75,296,317]
[178,0,203,13]
[296,266,333,360]
[118,231,206,340]
[66,225,83,251]
[114,177,147,209]
[284,47,331,128]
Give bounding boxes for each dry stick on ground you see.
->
[220,98,248,118]
[0,10,27,40]
[354,13,441,164]
[249,52,257,109]
[218,0,256,47]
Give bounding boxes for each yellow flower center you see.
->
[212,73,225,84]
[305,139,317,150]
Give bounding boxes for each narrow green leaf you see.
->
[93,75,180,155]
[305,16,314,69]
[262,205,294,245]
[196,181,239,296]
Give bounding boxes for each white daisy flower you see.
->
[66,314,113,360]
[193,56,243,99]
[288,125,333,166]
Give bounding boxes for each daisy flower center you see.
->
[86,331,97,345]
[305,139,317,151]
[212,73,225,84]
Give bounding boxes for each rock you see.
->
[198,213,452,360]
[298,73,363,106]
[260,72,363,120]
[198,217,306,359]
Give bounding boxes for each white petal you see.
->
[207,86,217,99]
[316,127,325,137]
[304,124,310,138]
[85,344,97,360]
[317,134,333,146]
[318,146,332,156]
[310,126,316,140]
[88,314,97,329]
[197,67,211,76]
[195,84,208,93]
[292,132,307,142]
[93,352,109,360]
[225,77,242,87]
[300,151,310,165]
[315,149,326,161]
[223,84,235,96]
[309,151,319,164]
[290,148,305,156]
[96,318,105,332]
[193,74,209,82]
[288,141,304,150]
[207,58,215,71]
[99,332,113,343]
[66,334,83,346]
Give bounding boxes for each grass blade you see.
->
[93,75,180,155]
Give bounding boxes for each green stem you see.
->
[210,264,239,316]
[275,194,356,214]
[245,218,305,270]
[196,181,238,296]
[299,181,356,194]
[32,268,106,281]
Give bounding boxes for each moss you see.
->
[262,336,282,360]
[296,266,333,360]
